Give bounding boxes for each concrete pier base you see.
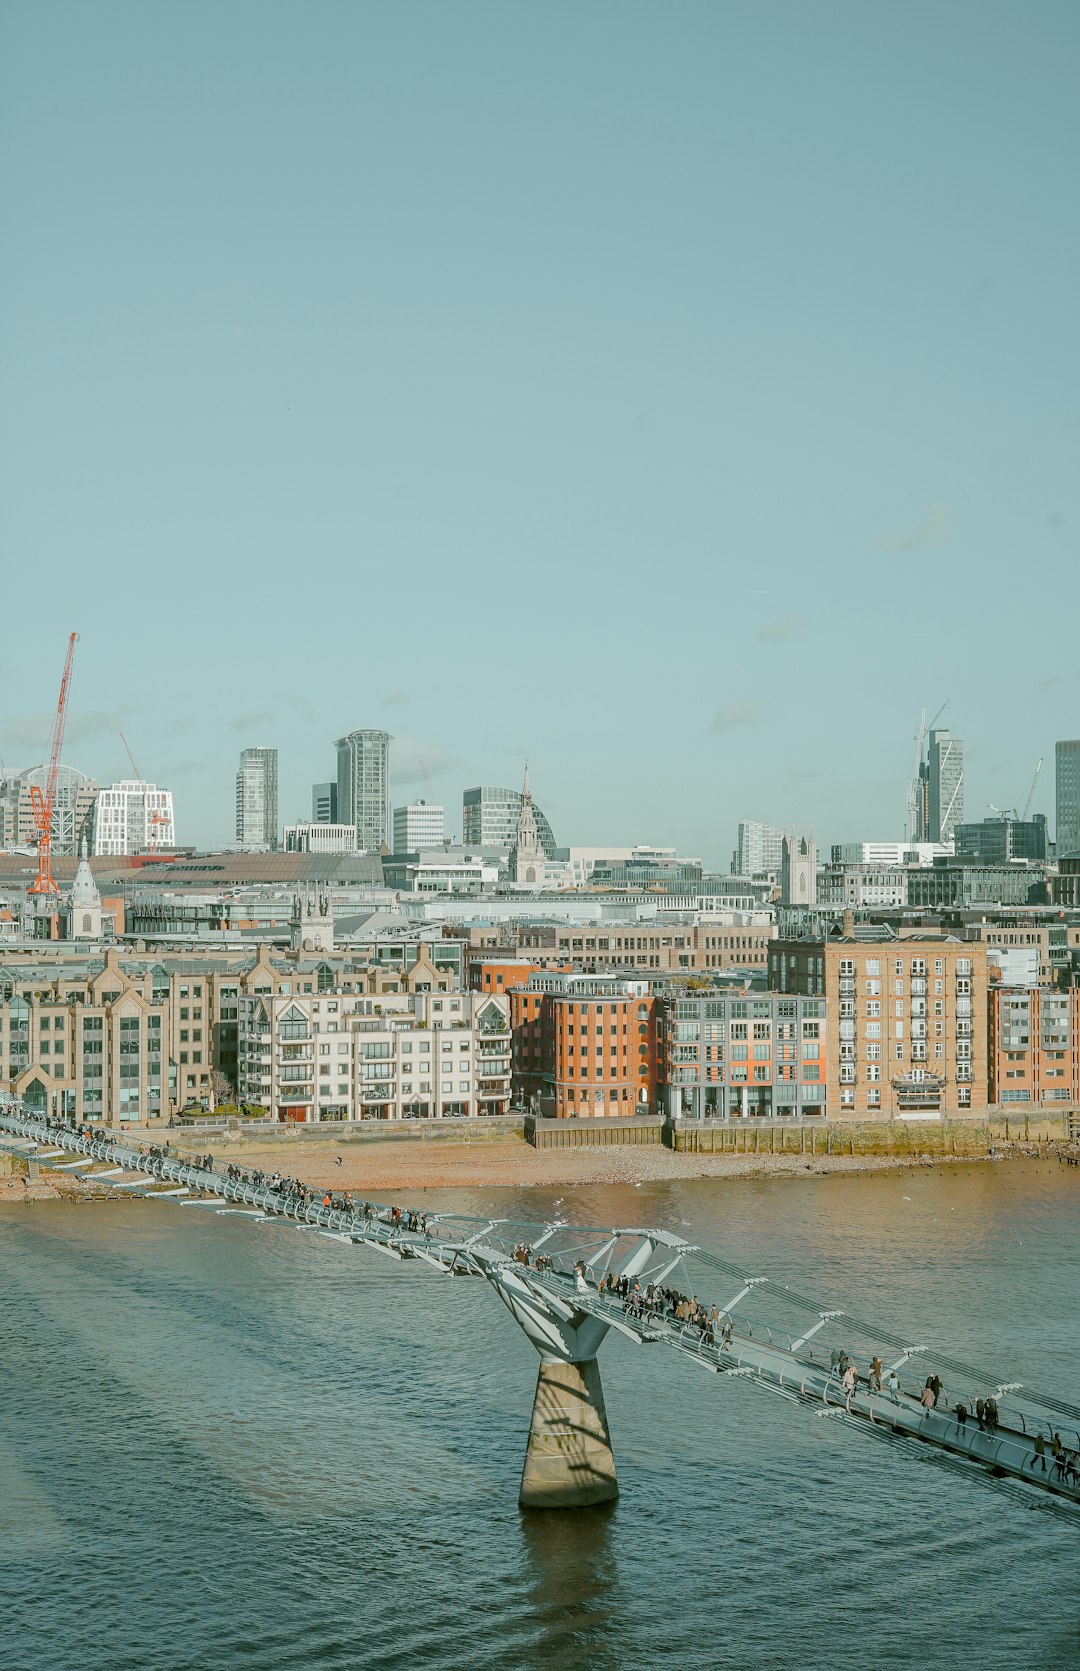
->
[519,1356,619,1509]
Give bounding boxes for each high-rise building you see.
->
[928,728,964,842]
[732,819,785,877]
[235,748,278,851]
[336,729,392,851]
[312,781,337,823]
[392,800,445,851]
[93,780,176,856]
[1056,740,1080,858]
[282,822,357,855]
[462,786,557,854]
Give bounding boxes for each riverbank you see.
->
[4,1130,1074,1201]
[160,1135,1068,1192]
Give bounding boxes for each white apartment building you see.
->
[282,822,358,855]
[93,780,176,856]
[817,864,908,909]
[392,801,445,850]
[237,988,511,1121]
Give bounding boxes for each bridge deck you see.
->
[2,1108,1078,1525]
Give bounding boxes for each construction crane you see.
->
[417,756,435,802]
[1021,758,1043,822]
[119,732,168,854]
[905,699,948,842]
[29,632,78,897]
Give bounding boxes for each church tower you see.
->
[291,885,335,952]
[510,763,546,887]
[67,838,103,939]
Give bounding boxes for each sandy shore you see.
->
[198,1137,1006,1193]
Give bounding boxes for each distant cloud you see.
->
[755,614,800,643]
[381,690,410,708]
[228,709,277,732]
[711,702,767,735]
[388,736,457,786]
[1039,674,1068,691]
[876,503,948,554]
[3,706,133,751]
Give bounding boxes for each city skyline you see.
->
[2,4,1078,859]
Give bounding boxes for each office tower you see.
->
[928,728,964,842]
[0,765,99,855]
[312,781,337,823]
[462,785,557,854]
[235,747,279,851]
[1056,740,1080,857]
[392,800,445,850]
[335,729,392,851]
[733,819,785,877]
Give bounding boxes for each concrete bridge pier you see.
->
[520,1355,618,1509]
[485,1237,663,1509]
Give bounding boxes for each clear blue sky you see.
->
[2,1,1078,861]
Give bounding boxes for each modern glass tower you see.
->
[336,730,392,851]
[235,748,278,850]
[928,728,964,842]
[1056,740,1080,857]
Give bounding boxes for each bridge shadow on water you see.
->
[518,1503,622,1671]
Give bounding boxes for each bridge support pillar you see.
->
[520,1355,618,1509]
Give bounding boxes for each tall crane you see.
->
[1021,758,1043,822]
[29,632,78,896]
[119,732,168,854]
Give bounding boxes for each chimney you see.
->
[842,909,855,939]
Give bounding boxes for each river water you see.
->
[2,1160,1079,1671]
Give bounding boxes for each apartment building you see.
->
[656,989,827,1120]
[0,942,469,1123]
[237,989,511,1122]
[510,974,657,1118]
[989,986,1080,1108]
[770,933,988,1119]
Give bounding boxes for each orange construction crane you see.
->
[119,731,168,854]
[29,632,78,896]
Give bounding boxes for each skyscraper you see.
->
[311,781,337,823]
[928,728,964,842]
[1056,740,1080,857]
[235,747,278,850]
[336,729,392,851]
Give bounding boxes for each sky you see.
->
[1,0,1078,865]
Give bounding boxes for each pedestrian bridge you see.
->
[2,1106,1078,1524]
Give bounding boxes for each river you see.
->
[2,1159,1078,1671]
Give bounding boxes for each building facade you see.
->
[282,823,358,855]
[954,815,1048,864]
[336,729,392,851]
[93,780,176,856]
[392,801,445,850]
[462,786,557,855]
[510,974,657,1118]
[0,765,98,855]
[1056,740,1080,859]
[235,748,278,851]
[656,989,828,1120]
[733,820,785,877]
[312,781,338,823]
[817,864,909,910]
[237,988,511,1122]
[989,986,1079,1108]
[928,728,964,842]
[770,933,988,1119]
